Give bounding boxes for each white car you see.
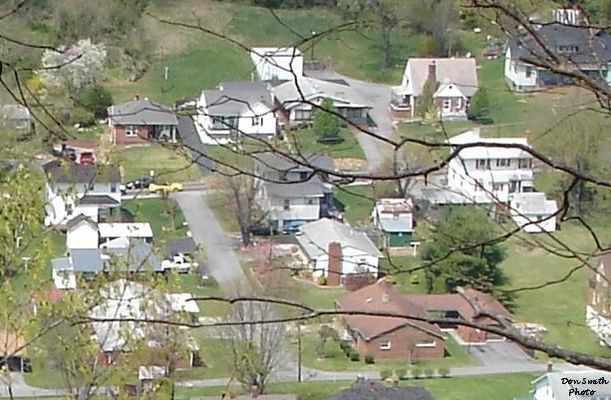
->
[161,254,198,273]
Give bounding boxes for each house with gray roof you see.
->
[271,76,371,127]
[331,378,435,400]
[0,104,34,134]
[505,23,611,91]
[254,152,336,232]
[391,58,478,121]
[530,370,611,400]
[509,192,558,233]
[43,160,122,227]
[296,218,381,285]
[107,97,178,145]
[196,81,277,144]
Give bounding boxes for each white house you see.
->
[509,192,558,233]
[271,76,370,127]
[391,58,478,120]
[296,219,381,285]
[446,128,535,204]
[66,215,99,249]
[371,198,414,248]
[98,222,153,244]
[531,370,611,400]
[250,47,304,82]
[587,253,611,346]
[195,81,277,144]
[43,160,122,227]
[254,152,336,232]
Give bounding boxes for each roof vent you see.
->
[365,297,373,303]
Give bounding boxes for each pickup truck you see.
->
[161,254,198,273]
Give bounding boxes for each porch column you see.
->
[172,126,177,143]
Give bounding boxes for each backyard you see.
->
[288,128,366,160]
[122,198,189,242]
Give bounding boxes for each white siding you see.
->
[67,222,99,249]
[238,102,277,137]
[268,196,321,224]
[504,47,538,90]
[251,48,304,81]
[312,246,379,279]
[586,305,611,345]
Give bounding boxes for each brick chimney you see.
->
[427,61,437,85]
[327,241,342,286]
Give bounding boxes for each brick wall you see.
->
[352,324,444,360]
[112,125,151,145]
[327,242,342,286]
[435,97,467,115]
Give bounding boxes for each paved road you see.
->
[172,191,250,293]
[0,373,70,398]
[341,76,395,172]
[467,341,536,367]
[177,115,214,175]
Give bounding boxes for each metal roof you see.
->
[107,99,178,126]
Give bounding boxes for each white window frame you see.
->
[415,340,437,348]
[379,340,392,350]
[476,159,490,170]
[252,116,261,126]
[125,125,138,137]
[283,199,290,210]
[518,158,532,169]
[442,98,451,111]
[496,158,511,167]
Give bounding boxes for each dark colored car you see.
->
[121,176,153,194]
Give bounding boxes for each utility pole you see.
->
[297,323,302,382]
[311,31,316,61]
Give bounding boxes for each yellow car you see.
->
[149,182,184,193]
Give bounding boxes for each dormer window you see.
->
[558,45,578,54]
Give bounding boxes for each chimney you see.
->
[427,61,437,85]
[250,383,260,398]
[327,242,342,286]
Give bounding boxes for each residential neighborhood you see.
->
[0,1,611,400]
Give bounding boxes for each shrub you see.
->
[423,368,435,378]
[78,84,113,118]
[339,340,350,352]
[313,98,341,142]
[317,275,327,286]
[438,367,450,378]
[68,108,96,127]
[411,367,422,379]
[395,368,407,380]
[467,88,492,123]
[410,274,420,285]
[349,352,360,362]
[380,369,393,381]
[364,355,375,364]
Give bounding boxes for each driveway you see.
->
[177,115,214,176]
[467,340,537,367]
[0,373,69,398]
[172,191,250,293]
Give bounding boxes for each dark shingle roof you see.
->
[263,177,330,199]
[79,195,121,206]
[66,214,98,230]
[165,237,197,257]
[331,380,435,400]
[508,24,611,67]
[107,99,178,126]
[255,151,334,179]
[43,160,121,184]
[202,81,272,116]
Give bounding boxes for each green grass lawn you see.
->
[112,144,202,182]
[333,185,374,226]
[170,274,231,318]
[175,373,538,400]
[207,191,240,234]
[289,128,366,160]
[122,198,188,242]
[298,333,474,372]
[173,338,235,380]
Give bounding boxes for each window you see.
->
[125,126,138,137]
[415,340,437,348]
[493,183,504,191]
[306,198,316,205]
[518,158,532,169]
[476,159,490,170]
[299,172,308,180]
[393,213,400,220]
[442,98,451,111]
[525,66,533,78]
[283,199,290,210]
[111,182,117,193]
[496,158,511,167]
[379,341,392,350]
[252,117,262,126]
[294,109,312,121]
[558,45,578,54]
[345,108,363,120]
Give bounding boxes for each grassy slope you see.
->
[176,373,538,400]
[333,185,374,227]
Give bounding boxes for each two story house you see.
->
[371,198,415,248]
[391,58,478,120]
[586,252,611,346]
[43,160,122,227]
[446,128,535,205]
[255,151,335,232]
[505,22,611,91]
[196,81,277,144]
[107,97,178,145]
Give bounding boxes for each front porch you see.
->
[149,124,177,143]
[391,86,414,119]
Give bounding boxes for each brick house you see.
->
[336,281,445,360]
[586,252,611,345]
[107,97,178,145]
[408,288,511,344]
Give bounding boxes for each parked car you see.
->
[121,176,153,194]
[78,152,95,165]
[149,182,184,193]
[161,254,197,273]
